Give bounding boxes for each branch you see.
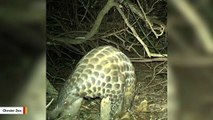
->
[49,0,116,45]
[83,0,116,40]
[123,0,165,38]
[116,4,167,58]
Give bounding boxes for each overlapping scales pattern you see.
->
[50,46,136,120]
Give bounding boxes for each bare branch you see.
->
[76,0,116,40]
[116,4,167,58]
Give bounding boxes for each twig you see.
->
[143,61,166,90]
[50,0,117,45]
[144,81,167,90]
[129,46,144,57]
[130,58,167,63]
[46,98,54,108]
[123,0,165,38]
[47,72,66,82]
[116,5,151,57]
[101,38,120,48]
[113,34,126,45]
[79,0,91,22]
[99,27,128,39]
[146,0,161,14]
[77,0,116,40]
[136,0,165,38]
[116,4,167,58]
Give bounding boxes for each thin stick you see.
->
[130,58,167,63]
